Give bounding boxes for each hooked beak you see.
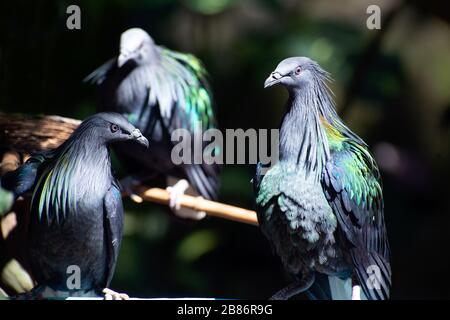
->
[264,71,284,88]
[131,128,149,148]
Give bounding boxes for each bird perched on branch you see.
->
[254,57,391,300]
[0,112,149,299]
[85,28,220,220]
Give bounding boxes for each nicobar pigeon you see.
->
[254,57,391,300]
[85,28,220,220]
[0,113,149,299]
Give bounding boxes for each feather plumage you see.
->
[2,113,145,298]
[85,29,219,200]
[255,57,391,300]
[321,119,390,299]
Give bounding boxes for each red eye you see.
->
[110,124,119,133]
[295,67,301,75]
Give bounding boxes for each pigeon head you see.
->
[118,28,156,67]
[77,112,149,148]
[264,57,327,90]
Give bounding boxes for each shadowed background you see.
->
[1,0,450,299]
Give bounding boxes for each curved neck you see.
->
[61,131,113,185]
[279,88,330,179]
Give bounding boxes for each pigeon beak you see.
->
[131,129,149,148]
[137,136,149,148]
[117,48,136,68]
[264,72,283,88]
[117,53,128,68]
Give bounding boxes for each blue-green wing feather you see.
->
[322,140,391,300]
[83,58,116,85]
[158,48,220,199]
[159,47,214,132]
[85,46,219,199]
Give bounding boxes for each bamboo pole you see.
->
[0,113,260,226]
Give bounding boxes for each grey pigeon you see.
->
[254,57,391,300]
[1,112,148,298]
[85,28,220,218]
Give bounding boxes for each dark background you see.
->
[1,0,450,299]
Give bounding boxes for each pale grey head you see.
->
[117,28,157,67]
[264,57,327,90]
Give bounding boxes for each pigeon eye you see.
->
[110,124,120,133]
[295,67,302,75]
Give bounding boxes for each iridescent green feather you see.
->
[323,121,382,212]
[32,149,78,223]
[161,48,214,131]
[163,49,206,78]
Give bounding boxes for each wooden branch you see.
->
[139,187,258,226]
[0,151,20,175]
[0,113,80,154]
[0,113,259,226]
[1,151,19,239]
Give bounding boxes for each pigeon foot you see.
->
[270,273,315,300]
[103,288,129,300]
[166,179,206,220]
[351,285,361,300]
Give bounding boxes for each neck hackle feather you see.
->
[280,62,366,181]
[31,120,112,223]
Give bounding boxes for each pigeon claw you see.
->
[130,194,143,203]
[352,285,361,300]
[166,179,206,220]
[103,288,129,300]
[166,179,189,211]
